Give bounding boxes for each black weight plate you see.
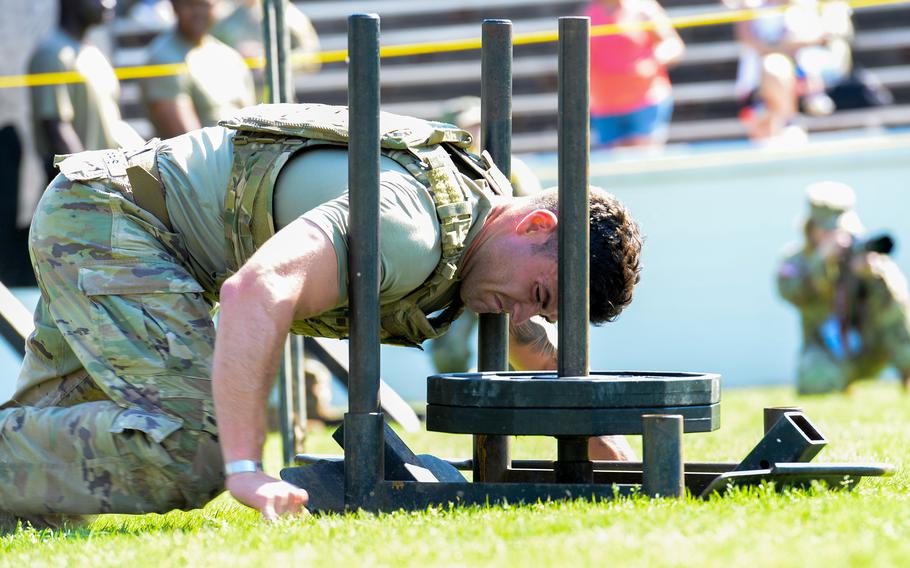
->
[426,402,720,436]
[427,371,720,408]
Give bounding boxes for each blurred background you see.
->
[1,0,909,404]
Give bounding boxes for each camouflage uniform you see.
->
[1,172,222,516]
[0,104,506,518]
[777,182,910,394]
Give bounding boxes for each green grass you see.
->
[2,383,908,567]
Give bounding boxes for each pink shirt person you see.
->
[585,0,685,147]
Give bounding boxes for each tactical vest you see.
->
[219,103,512,347]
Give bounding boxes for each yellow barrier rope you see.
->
[0,0,907,90]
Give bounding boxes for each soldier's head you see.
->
[804,181,863,246]
[171,0,216,44]
[438,97,481,153]
[60,0,116,30]
[458,187,642,325]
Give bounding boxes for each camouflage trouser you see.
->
[0,175,223,516]
[798,343,864,394]
[797,313,910,394]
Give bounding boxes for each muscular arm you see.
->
[213,217,339,518]
[648,1,685,68]
[147,98,202,139]
[40,119,84,156]
[508,316,636,461]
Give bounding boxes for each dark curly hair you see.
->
[531,187,643,324]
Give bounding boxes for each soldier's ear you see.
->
[515,209,558,236]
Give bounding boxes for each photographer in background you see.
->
[777,181,910,394]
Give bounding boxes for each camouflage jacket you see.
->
[219,103,512,347]
[778,244,910,355]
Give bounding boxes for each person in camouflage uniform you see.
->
[777,181,910,394]
[429,96,544,375]
[0,103,643,524]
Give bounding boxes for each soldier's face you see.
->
[809,225,841,248]
[172,0,216,41]
[80,0,116,26]
[459,210,560,325]
[461,249,558,326]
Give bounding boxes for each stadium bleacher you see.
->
[113,0,910,152]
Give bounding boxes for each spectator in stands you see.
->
[733,0,855,141]
[28,0,144,183]
[122,0,175,28]
[212,0,321,81]
[141,0,255,138]
[0,125,34,287]
[584,0,685,149]
[777,181,910,394]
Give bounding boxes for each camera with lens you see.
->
[850,233,896,255]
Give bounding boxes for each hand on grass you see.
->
[226,471,310,520]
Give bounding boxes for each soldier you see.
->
[29,0,143,183]
[211,0,321,78]
[429,96,543,375]
[141,0,255,138]
[777,181,910,394]
[422,97,637,464]
[0,103,642,523]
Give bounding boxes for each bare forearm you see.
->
[149,99,202,138]
[653,36,685,67]
[212,280,296,464]
[209,218,338,516]
[42,120,83,155]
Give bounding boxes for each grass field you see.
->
[1,383,908,567]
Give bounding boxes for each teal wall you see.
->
[537,132,910,389]
[2,132,909,403]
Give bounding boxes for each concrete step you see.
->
[110,0,910,150]
[118,56,910,106]
[266,27,910,97]
[124,84,910,152]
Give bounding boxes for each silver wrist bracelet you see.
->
[224,459,263,476]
